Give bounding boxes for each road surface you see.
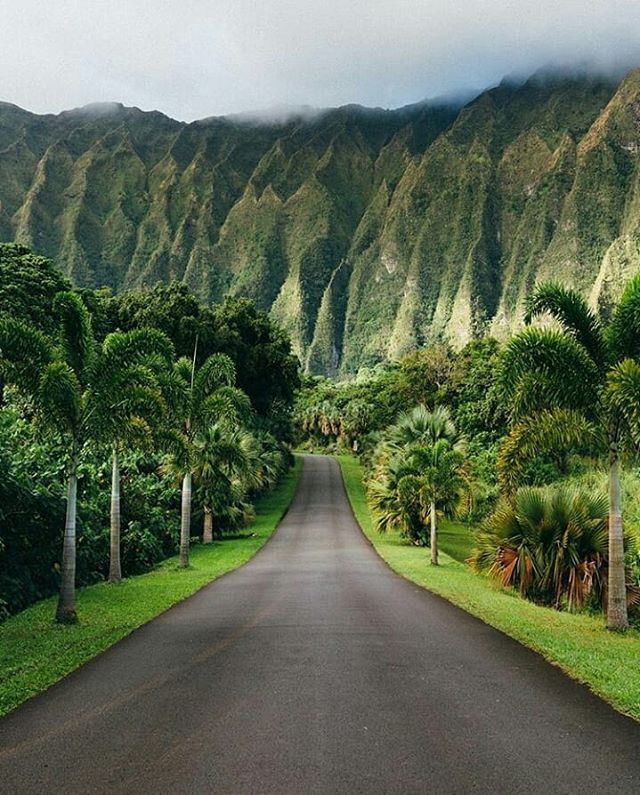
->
[2,455,640,793]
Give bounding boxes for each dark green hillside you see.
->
[4,70,640,373]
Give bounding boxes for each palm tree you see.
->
[388,404,460,449]
[192,424,254,543]
[368,406,467,561]
[470,485,627,611]
[96,329,175,583]
[167,348,250,567]
[406,440,466,566]
[499,278,640,630]
[0,292,172,621]
[368,457,426,543]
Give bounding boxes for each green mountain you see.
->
[1,69,639,374]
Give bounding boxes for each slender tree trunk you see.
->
[203,508,213,544]
[430,500,438,566]
[179,472,192,568]
[607,446,628,630]
[108,445,122,583]
[56,467,78,623]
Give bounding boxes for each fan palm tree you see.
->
[499,277,640,629]
[368,457,426,543]
[368,407,467,561]
[0,292,172,621]
[167,347,250,567]
[192,424,254,543]
[471,485,622,611]
[388,404,461,450]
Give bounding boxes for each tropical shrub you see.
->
[471,485,639,611]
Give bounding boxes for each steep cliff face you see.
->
[2,70,640,374]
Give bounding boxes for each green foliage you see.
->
[367,406,468,546]
[0,71,629,374]
[0,254,299,618]
[0,244,70,332]
[472,485,611,610]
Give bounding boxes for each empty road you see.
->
[1,455,640,794]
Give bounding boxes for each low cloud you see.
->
[1,1,639,121]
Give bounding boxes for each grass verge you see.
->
[337,454,640,721]
[0,457,302,718]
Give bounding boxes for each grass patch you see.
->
[438,519,474,562]
[337,454,640,721]
[0,457,302,718]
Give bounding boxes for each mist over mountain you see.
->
[1,67,640,373]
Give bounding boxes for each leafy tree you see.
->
[113,282,202,359]
[499,278,640,630]
[111,288,300,427]
[0,292,171,621]
[0,243,70,332]
[449,338,508,443]
[209,297,300,418]
[396,345,456,407]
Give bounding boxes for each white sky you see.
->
[1,1,640,121]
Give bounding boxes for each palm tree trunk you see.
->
[607,445,628,630]
[108,445,122,583]
[203,507,213,544]
[56,467,78,623]
[430,500,438,566]
[179,471,192,568]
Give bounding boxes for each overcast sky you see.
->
[2,1,640,121]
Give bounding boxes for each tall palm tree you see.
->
[499,277,640,630]
[0,292,171,621]
[167,348,250,567]
[96,329,175,583]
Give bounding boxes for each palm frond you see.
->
[606,273,640,361]
[53,292,96,383]
[0,318,53,395]
[499,328,600,416]
[525,282,604,365]
[607,358,640,446]
[38,360,82,434]
[497,409,599,494]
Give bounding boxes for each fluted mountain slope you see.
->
[2,69,639,374]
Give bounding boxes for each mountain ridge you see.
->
[1,69,638,374]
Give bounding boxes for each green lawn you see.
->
[438,519,474,562]
[337,454,640,721]
[0,457,302,718]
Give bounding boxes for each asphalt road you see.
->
[2,454,640,794]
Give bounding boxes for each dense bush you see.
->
[471,484,640,612]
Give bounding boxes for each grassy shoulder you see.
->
[337,453,640,721]
[0,456,302,718]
